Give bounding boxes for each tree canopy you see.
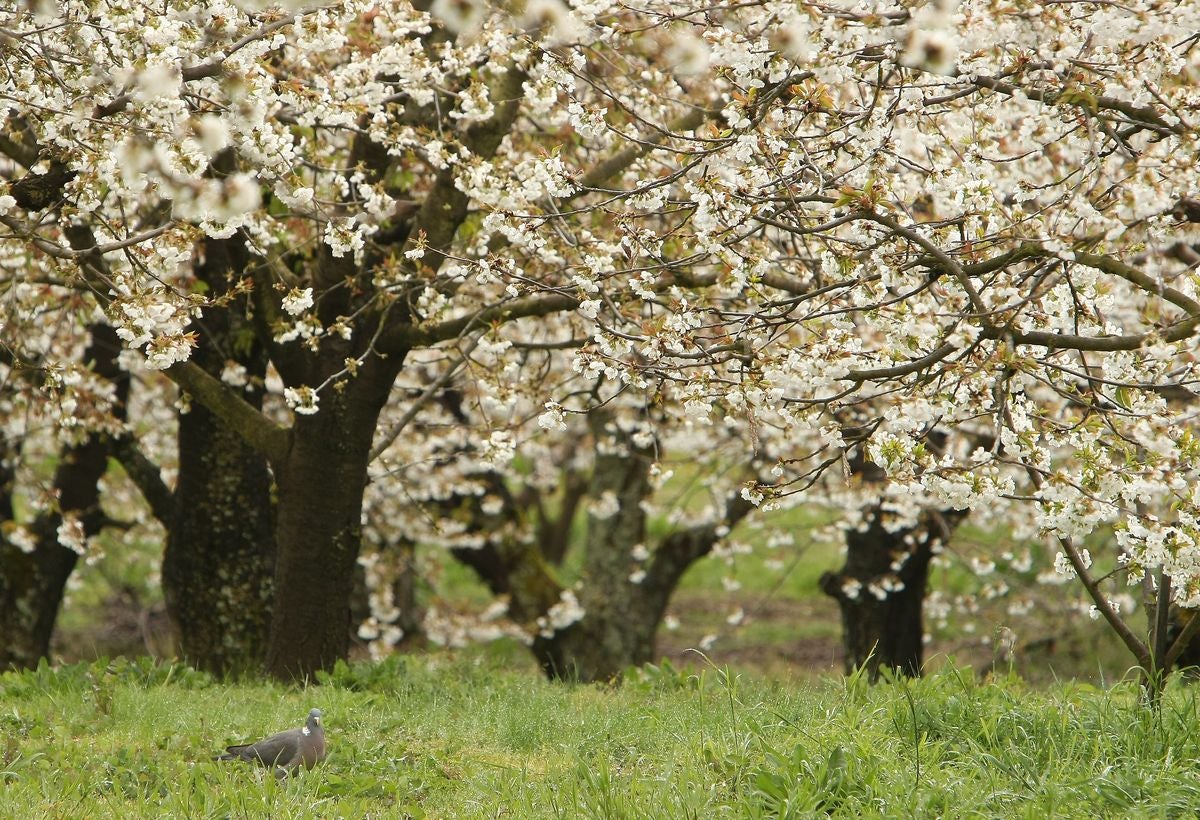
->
[2,0,1199,680]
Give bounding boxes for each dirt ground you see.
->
[49,585,1131,685]
[50,587,846,677]
[656,593,845,679]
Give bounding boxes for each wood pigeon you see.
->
[215,708,326,777]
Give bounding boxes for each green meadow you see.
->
[2,655,1198,818]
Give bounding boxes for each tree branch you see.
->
[646,490,756,590]
[846,343,957,382]
[92,14,302,119]
[872,214,1200,353]
[574,106,711,195]
[110,436,175,525]
[369,333,482,461]
[1072,250,1200,317]
[165,361,290,466]
[969,73,1181,136]
[375,62,529,356]
[1058,535,1149,666]
[398,292,580,347]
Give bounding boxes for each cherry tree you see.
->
[593,1,1200,687]
[359,353,767,680]
[2,0,746,678]
[3,0,1199,688]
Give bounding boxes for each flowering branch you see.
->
[1058,535,1149,667]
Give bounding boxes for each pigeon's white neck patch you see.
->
[302,726,311,736]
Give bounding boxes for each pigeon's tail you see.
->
[215,745,251,762]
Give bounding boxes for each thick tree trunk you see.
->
[265,353,403,681]
[0,466,92,668]
[536,494,755,682]
[161,235,276,676]
[531,414,656,681]
[451,414,753,682]
[0,325,125,669]
[820,508,962,679]
[533,415,757,682]
[163,406,275,675]
[533,611,659,682]
[0,517,82,669]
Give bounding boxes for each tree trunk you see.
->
[265,353,404,680]
[163,406,276,675]
[0,467,99,668]
[0,502,85,669]
[533,612,658,682]
[388,539,424,645]
[449,413,754,682]
[161,235,277,676]
[820,507,962,679]
[529,414,654,680]
[0,324,125,669]
[353,537,424,649]
[1165,607,1200,674]
[537,492,756,682]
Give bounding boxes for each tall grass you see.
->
[1,655,1197,817]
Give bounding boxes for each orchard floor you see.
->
[51,582,1131,687]
[49,588,846,679]
[3,654,1200,818]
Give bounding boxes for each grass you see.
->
[2,655,1199,818]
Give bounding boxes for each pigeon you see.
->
[215,708,326,778]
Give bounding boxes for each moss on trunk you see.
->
[161,235,277,677]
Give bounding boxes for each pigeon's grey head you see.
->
[307,708,323,729]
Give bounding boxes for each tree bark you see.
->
[163,405,276,674]
[265,352,404,680]
[531,415,756,682]
[0,324,125,669]
[160,234,277,676]
[533,414,656,681]
[820,507,963,679]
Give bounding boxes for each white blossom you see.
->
[284,386,320,415]
[282,287,315,316]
